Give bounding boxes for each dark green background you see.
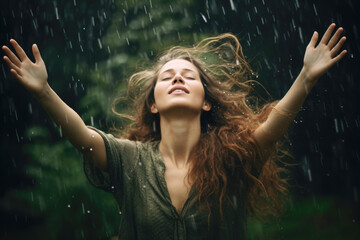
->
[1,0,359,239]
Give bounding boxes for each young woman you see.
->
[2,23,346,239]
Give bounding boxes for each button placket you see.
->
[174,217,187,240]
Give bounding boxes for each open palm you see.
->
[2,39,48,96]
[303,23,347,82]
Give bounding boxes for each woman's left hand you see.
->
[302,23,347,83]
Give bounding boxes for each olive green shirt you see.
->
[84,127,247,240]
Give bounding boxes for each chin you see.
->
[161,105,202,115]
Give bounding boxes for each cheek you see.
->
[153,83,164,102]
[193,83,205,99]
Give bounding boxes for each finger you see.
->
[32,44,43,63]
[10,69,24,82]
[330,36,347,57]
[328,27,344,49]
[2,45,22,67]
[307,31,318,48]
[3,56,22,75]
[331,49,347,65]
[320,23,336,45]
[9,39,29,62]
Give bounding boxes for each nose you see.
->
[172,73,185,85]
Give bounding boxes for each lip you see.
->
[168,86,189,94]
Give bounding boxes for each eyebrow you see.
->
[160,68,197,74]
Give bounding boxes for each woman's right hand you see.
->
[2,39,48,97]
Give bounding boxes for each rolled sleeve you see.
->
[83,127,137,197]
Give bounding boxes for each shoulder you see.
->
[110,137,160,164]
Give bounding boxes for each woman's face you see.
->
[152,59,210,115]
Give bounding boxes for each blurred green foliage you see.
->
[1,125,119,239]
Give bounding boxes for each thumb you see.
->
[32,44,43,63]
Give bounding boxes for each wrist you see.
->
[299,67,318,91]
[34,83,52,102]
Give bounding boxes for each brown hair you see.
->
[112,33,290,221]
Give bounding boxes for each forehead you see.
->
[158,59,199,74]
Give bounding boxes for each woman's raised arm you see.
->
[254,23,347,148]
[2,39,108,171]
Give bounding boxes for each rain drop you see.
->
[312,4,318,16]
[298,27,304,44]
[334,118,339,133]
[97,38,103,49]
[54,7,59,20]
[28,103,32,114]
[200,13,207,23]
[229,0,236,12]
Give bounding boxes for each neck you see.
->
[158,110,201,169]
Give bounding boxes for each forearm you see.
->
[35,83,93,151]
[2,40,107,169]
[255,23,347,146]
[274,68,316,116]
[254,68,316,145]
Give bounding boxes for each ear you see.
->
[151,104,158,114]
[202,101,212,111]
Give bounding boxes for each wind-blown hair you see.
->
[112,33,290,221]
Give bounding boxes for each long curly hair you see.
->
[112,33,290,221]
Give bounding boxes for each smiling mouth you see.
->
[170,89,187,94]
[169,87,189,94]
